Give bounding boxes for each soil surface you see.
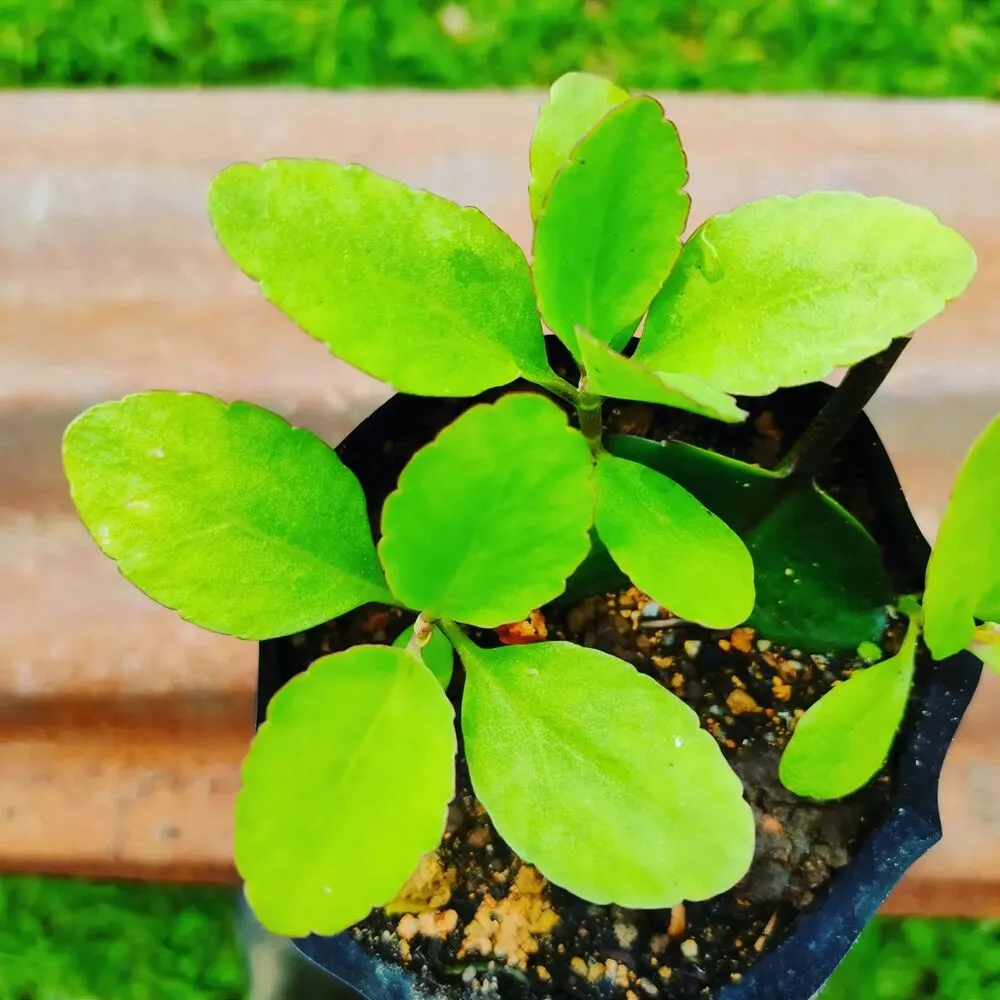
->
[268,377,910,1000]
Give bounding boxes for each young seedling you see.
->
[62,72,977,940]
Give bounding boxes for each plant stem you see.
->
[405,613,434,656]
[577,391,605,455]
[440,619,481,667]
[529,370,580,406]
[736,338,909,535]
[775,337,910,486]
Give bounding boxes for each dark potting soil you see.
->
[271,377,912,1000]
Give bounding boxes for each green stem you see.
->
[528,370,581,406]
[576,391,605,456]
[775,338,910,485]
[738,338,910,534]
[440,619,482,669]
[898,594,923,623]
[897,607,922,662]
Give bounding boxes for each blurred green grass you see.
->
[0,876,245,1000]
[2,0,999,95]
[3,874,999,1000]
[823,917,1000,998]
[3,0,999,997]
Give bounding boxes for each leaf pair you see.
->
[388,391,755,632]
[243,627,758,938]
[61,382,753,658]
[530,74,975,401]
[608,435,892,651]
[63,391,596,640]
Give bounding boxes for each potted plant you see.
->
[62,73,991,1000]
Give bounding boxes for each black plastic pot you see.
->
[256,366,981,1000]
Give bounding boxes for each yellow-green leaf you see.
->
[593,452,754,628]
[924,415,1000,659]
[210,159,552,396]
[379,394,594,627]
[576,330,745,423]
[534,97,690,352]
[528,72,628,221]
[635,193,977,395]
[237,646,456,936]
[459,639,755,906]
[779,617,918,800]
[62,392,390,640]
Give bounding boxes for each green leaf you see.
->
[459,639,755,906]
[393,623,454,689]
[924,415,1000,659]
[610,435,774,515]
[608,436,891,650]
[857,641,884,664]
[528,72,628,222]
[747,490,891,649]
[533,97,690,352]
[379,393,594,627]
[593,453,754,628]
[557,529,629,605]
[62,392,390,640]
[236,645,456,936]
[576,330,745,423]
[209,159,552,396]
[608,316,642,353]
[779,617,918,799]
[969,623,1000,675]
[635,193,977,395]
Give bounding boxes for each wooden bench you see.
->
[2,90,999,914]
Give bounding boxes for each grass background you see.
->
[4,875,1000,1000]
[1,0,999,95]
[0,877,245,1000]
[3,0,999,997]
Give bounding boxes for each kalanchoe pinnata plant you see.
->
[62,72,981,940]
